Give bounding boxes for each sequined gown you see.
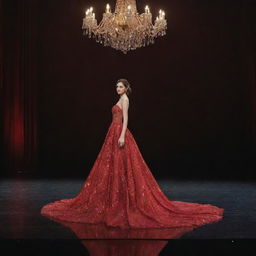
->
[40,104,224,228]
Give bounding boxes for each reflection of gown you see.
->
[41,104,224,229]
[44,217,196,239]
[81,240,169,256]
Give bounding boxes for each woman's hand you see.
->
[118,136,125,148]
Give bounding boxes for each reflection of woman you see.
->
[41,78,224,229]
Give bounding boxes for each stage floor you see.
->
[0,178,255,239]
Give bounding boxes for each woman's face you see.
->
[116,82,126,96]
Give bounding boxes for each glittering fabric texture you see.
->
[41,104,224,229]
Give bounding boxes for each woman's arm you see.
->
[120,98,129,138]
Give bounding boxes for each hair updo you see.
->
[117,78,132,96]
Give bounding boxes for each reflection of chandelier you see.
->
[82,0,167,54]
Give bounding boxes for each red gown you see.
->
[41,104,224,229]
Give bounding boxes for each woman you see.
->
[41,78,224,229]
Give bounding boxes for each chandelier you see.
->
[82,0,167,54]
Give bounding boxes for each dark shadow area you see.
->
[0,239,255,256]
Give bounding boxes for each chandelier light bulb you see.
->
[145,5,150,14]
[82,0,167,53]
[159,9,162,17]
[106,4,111,13]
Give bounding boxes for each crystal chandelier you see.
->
[82,0,167,54]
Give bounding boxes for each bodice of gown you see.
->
[112,105,123,124]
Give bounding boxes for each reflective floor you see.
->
[0,178,255,255]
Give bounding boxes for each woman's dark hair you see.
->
[117,78,132,96]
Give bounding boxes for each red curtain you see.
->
[2,0,39,174]
[0,1,4,173]
[0,0,3,91]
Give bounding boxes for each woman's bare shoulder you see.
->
[120,97,129,109]
[121,97,129,105]
[121,96,129,102]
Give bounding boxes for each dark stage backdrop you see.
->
[1,0,256,180]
